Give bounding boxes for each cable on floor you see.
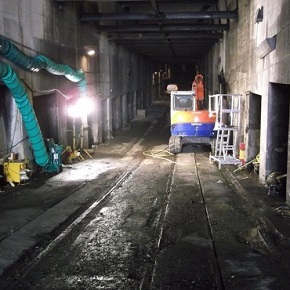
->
[143,149,194,165]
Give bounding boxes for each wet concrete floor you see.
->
[1,100,290,289]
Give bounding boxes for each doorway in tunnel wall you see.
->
[33,93,59,143]
[247,92,261,161]
[267,83,290,198]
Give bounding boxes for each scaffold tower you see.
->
[209,94,242,169]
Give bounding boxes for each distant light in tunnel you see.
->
[87,49,95,56]
[84,45,96,57]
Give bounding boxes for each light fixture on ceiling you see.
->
[84,46,96,56]
[254,36,276,58]
[86,49,95,56]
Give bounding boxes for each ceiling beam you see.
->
[55,0,223,62]
[108,33,223,40]
[110,38,218,43]
[56,0,218,3]
[113,41,216,46]
[120,1,217,5]
[80,11,237,21]
[119,1,218,13]
[56,0,161,2]
[97,24,229,32]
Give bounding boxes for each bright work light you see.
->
[67,97,94,118]
[87,50,95,56]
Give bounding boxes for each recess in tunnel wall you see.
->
[266,83,289,175]
[245,92,261,163]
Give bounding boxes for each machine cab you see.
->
[171,91,195,112]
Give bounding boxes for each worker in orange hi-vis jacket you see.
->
[192,74,205,110]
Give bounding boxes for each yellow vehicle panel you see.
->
[171,110,216,125]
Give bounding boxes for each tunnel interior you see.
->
[166,63,201,91]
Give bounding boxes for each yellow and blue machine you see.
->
[169,90,216,153]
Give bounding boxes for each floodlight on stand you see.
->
[67,104,78,151]
[77,97,94,118]
[67,97,95,159]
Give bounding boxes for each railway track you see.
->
[3,156,146,289]
[1,146,228,289]
[1,141,290,289]
[0,119,156,289]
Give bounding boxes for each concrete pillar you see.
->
[90,98,102,145]
[121,93,128,127]
[102,98,112,140]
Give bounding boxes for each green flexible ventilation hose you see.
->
[0,61,49,166]
[0,35,87,97]
[0,35,88,166]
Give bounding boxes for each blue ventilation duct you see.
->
[0,35,88,167]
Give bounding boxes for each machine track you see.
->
[168,135,182,153]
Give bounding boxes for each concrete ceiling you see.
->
[56,0,238,63]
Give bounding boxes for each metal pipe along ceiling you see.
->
[80,11,238,21]
[97,24,229,32]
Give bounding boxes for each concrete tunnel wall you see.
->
[208,0,290,203]
[0,1,156,164]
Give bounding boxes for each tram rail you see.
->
[1,140,290,289]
